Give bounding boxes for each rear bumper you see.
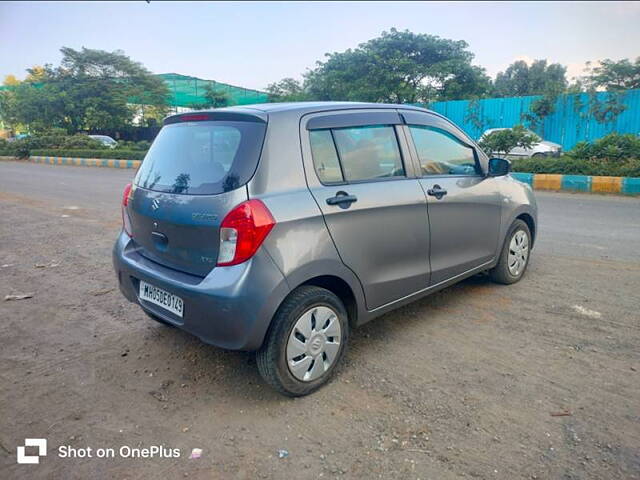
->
[112,231,290,351]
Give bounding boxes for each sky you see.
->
[1,1,639,91]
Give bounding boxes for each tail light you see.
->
[179,114,210,122]
[122,183,133,237]
[217,199,275,266]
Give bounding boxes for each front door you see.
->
[402,113,502,284]
[302,113,431,310]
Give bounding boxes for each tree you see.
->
[588,91,627,127]
[493,59,567,97]
[582,58,640,91]
[2,67,49,87]
[568,58,637,129]
[464,98,487,134]
[439,65,493,101]
[303,28,491,103]
[3,75,21,86]
[25,66,47,83]
[0,77,65,132]
[566,79,585,94]
[202,84,229,108]
[188,83,230,109]
[521,93,558,134]
[265,78,307,102]
[0,47,169,133]
[478,125,539,158]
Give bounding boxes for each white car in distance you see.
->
[480,128,562,158]
[89,135,118,149]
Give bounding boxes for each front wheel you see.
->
[256,286,349,397]
[490,219,532,284]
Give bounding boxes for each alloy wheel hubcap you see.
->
[508,229,529,277]
[286,306,341,382]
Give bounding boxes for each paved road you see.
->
[1,160,639,261]
[0,160,134,212]
[1,160,639,479]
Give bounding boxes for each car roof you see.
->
[231,101,428,113]
[168,101,434,122]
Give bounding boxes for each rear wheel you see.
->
[257,286,349,397]
[490,219,531,284]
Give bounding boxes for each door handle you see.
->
[326,191,358,207]
[427,185,448,200]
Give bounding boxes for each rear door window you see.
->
[135,120,265,194]
[309,125,405,183]
[309,130,343,184]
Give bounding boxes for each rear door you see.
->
[127,112,267,277]
[301,110,431,310]
[401,111,502,284]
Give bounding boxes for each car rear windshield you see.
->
[135,120,266,195]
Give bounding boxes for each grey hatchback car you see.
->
[113,102,537,396]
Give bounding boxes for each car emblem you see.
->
[151,199,160,211]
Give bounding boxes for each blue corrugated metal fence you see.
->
[427,89,640,151]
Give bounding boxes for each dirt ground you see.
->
[1,163,639,479]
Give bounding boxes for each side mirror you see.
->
[488,157,511,177]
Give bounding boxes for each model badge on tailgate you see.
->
[192,213,218,222]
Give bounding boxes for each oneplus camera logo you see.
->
[17,438,47,464]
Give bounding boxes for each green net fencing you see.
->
[0,73,270,108]
[159,73,269,108]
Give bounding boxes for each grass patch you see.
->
[512,156,640,177]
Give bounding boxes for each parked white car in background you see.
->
[480,128,562,158]
[89,135,118,149]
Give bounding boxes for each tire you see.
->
[256,286,349,397]
[490,219,532,285]
[532,152,545,158]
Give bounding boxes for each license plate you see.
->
[139,281,183,318]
